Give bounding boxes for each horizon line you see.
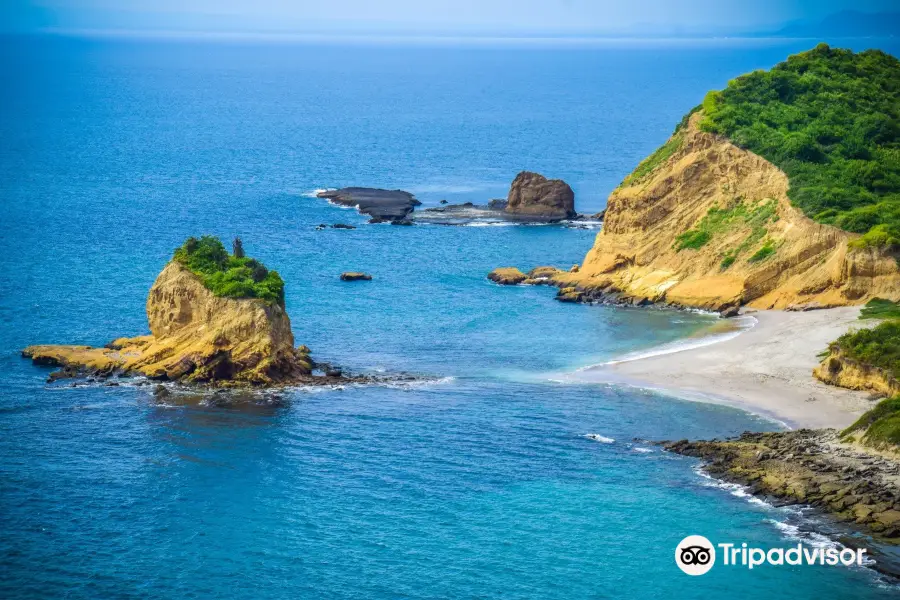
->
[5,28,897,47]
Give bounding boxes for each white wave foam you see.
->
[326,200,358,210]
[693,466,770,507]
[764,518,841,550]
[576,315,757,371]
[379,376,456,389]
[460,221,517,227]
[301,188,334,198]
[561,220,604,228]
[632,447,653,453]
[585,433,615,444]
[692,467,879,569]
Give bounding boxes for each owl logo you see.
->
[675,535,716,575]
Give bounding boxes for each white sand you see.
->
[568,307,877,429]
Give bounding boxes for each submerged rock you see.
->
[340,272,373,281]
[317,188,420,222]
[505,171,576,221]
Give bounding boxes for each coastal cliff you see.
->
[23,238,338,386]
[492,46,900,311]
[814,350,900,397]
[548,112,899,311]
[813,299,900,396]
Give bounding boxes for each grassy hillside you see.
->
[842,396,900,449]
[698,44,900,249]
[173,236,285,305]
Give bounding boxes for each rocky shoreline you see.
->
[21,343,371,388]
[664,430,900,573]
[487,265,742,316]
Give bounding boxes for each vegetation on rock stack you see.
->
[830,299,900,380]
[815,298,900,397]
[698,43,900,249]
[173,236,285,305]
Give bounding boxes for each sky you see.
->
[3,0,899,36]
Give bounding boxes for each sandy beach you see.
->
[568,307,878,429]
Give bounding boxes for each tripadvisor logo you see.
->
[675,535,868,575]
[676,535,716,575]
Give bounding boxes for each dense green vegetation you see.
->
[842,396,900,447]
[173,236,285,305]
[831,320,900,381]
[860,298,900,320]
[698,44,900,250]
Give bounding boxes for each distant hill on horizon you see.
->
[774,10,899,38]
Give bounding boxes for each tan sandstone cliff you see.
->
[813,350,900,397]
[23,262,322,386]
[545,113,899,310]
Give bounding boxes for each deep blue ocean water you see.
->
[2,34,899,598]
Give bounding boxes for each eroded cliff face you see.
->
[566,113,900,310]
[23,262,317,385]
[814,350,900,398]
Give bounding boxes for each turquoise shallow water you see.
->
[1,35,899,598]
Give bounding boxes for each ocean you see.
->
[1,34,898,598]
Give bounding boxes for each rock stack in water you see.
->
[23,238,336,386]
[504,171,576,221]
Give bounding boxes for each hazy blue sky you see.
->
[4,0,899,36]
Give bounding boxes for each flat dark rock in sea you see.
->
[414,202,602,226]
[316,184,602,226]
[317,188,421,222]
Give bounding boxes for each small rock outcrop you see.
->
[23,259,338,386]
[504,171,576,221]
[317,188,420,223]
[487,267,527,285]
[340,272,372,281]
[814,350,900,397]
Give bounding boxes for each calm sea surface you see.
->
[1,34,898,598]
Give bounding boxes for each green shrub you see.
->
[173,236,285,305]
[831,320,900,381]
[860,298,900,320]
[748,240,776,262]
[674,229,710,251]
[720,254,736,269]
[842,396,900,448]
[696,44,900,250]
